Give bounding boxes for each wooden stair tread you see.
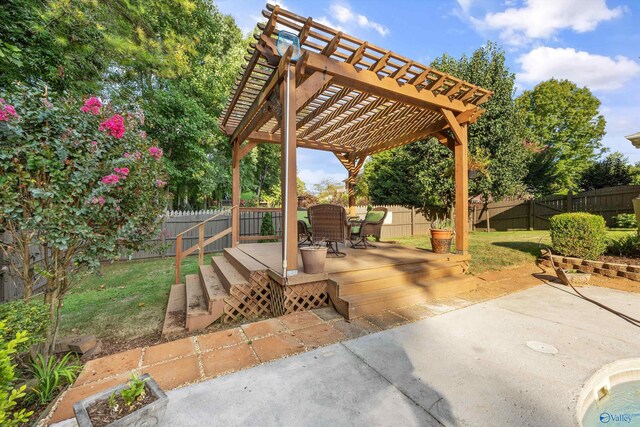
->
[212,256,249,292]
[161,283,186,335]
[223,248,266,276]
[185,274,208,317]
[342,274,476,305]
[199,265,228,303]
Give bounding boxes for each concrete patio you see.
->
[52,281,640,426]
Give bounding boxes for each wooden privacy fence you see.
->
[471,185,640,231]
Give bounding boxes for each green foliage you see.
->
[610,213,637,229]
[258,212,275,243]
[366,42,528,208]
[579,152,632,191]
[0,321,33,426]
[0,299,50,352]
[0,84,168,351]
[606,234,640,258]
[255,144,281,204]
[550,213,607,259]
[120,374,149,407]
[517,79,606,194]
[431,216,453,230]
[29,353,81,405]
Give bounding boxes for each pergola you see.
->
[220,4,493,277]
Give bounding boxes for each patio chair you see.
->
[297,209,312,246]
[307,204,351,257]
[350,207,388,249]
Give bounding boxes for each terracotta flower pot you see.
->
[430,229,454,254]
[300,246,327,274]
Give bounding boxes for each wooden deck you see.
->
[238,242,478,319]
[163,241,479,335]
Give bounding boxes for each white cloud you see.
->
[327,2,390,36]
[474,0,624,46]
[456,0,474,14]
[298,168,346,192]
[516,47,640,92]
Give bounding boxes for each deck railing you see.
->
[175,209,232,284]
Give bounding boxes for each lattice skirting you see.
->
[223,271,271,323]
[270,279,329,316]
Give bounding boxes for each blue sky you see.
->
[215,0,640,190]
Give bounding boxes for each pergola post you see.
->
[231,141,240,247]
[454,124,469,254]
[280,63,298,276]
[336,153,365,217]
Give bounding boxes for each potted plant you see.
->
[430,216,454,254]
[73,374,167,427]
[300,241,328,274]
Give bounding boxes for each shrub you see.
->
[258,212,275,243]
[29,353,81,405]
[610,213,637,229]
[0,321,33,426]
[550,212,606,259]
[606,234,640,258]
[0,299,50,352]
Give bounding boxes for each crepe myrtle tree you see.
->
[0,83,168,353]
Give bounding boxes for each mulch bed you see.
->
[87,386,156,427]
[599,254,640,266]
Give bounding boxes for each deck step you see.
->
[185,274,220,331]
[198,265,227,315]
[336,262,465,297]
[223,248,266,281]
[161,283,186,335]
[212,256,249,293]
[340,275,479,319]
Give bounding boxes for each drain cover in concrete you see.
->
[526,341,558,354]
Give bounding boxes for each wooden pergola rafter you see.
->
[220,3,493,276]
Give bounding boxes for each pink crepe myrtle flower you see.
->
[114,167,129,177]
[91,196,105,206]
[101,174,120,185]
[156,179,167,188]
[91,140,98,146]
[123,151,142,160]
[148,146,163,159]
[81,97,102,115]
[99,114,125,139]
[0,99,19,122]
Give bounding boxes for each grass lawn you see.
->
[60,255,203,341]
[393,229,634,275]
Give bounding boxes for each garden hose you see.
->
[544,246,640,328]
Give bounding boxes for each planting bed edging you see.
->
[539,254,640,282]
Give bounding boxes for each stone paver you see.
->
[201,344,259,378]
[392,304,436,321]
[241,318,286,339]
[294,323,345,350]
[197,328,245,351]
[363,311,407,329]
[330,319,378,339]
[251,332,305,362]
[74,348,142,386]
[279,311,323,330]
[143,337,195,366]
[141,354,201,390]
[313,306,343,321]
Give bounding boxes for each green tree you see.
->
[516,78,606,194]
[365,42,528,208]
[579,152,632,191]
